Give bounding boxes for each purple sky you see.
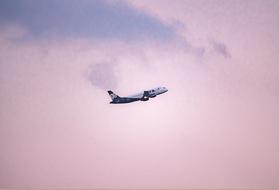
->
[1,0,279,188]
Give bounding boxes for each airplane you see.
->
[108,86,168,104]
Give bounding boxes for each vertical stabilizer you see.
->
[107,90,119,101]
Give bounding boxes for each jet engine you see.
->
[141,97,149,101]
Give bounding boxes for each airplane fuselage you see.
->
[108,87,168,104]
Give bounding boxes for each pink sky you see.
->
[0,0,279,188]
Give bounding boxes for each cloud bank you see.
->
[0,0,175,41]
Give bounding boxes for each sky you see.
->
[0,0,279,188]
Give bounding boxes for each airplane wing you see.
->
[143,91,149,97]
[140,91,149,101]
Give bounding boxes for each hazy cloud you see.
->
[87,62,118,90]
[210,40,231,58]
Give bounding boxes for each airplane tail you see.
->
[107,90,119,101]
